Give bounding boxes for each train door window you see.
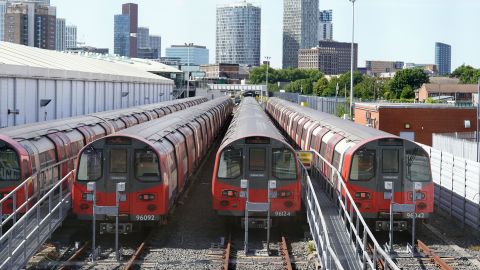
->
[77,148,103,181]
[218,148,242,179]
[0,146,20,181]
[110,149,127,173]
[135,149,160,181]
[406,148,431,182]
[272,149,297,180]
[249,148,266,171]
[350,149,376,181]
[382,149,399,173]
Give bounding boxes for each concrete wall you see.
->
[0,77,173,128]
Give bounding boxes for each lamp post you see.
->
[477,77,480,162]
[264,56,271,102]
[348,0,356,120]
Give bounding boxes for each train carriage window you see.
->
[272,149,297,180]
[406,148,431,182]
[320,142,327,157]
[249,148,266,171]
[218,148,242,179]
[0,146,20,181]
[135,150,161,181]
[350,149,375,181]
[382,149,399,173]
[77,148,102,181]
[110,149,127,173]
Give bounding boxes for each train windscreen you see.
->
[218,148,242,179]
[382,149,399,173]
[272,149,297,180]
[406,148,431,182]
[135,149,161,181]
[249,148,266,171]
[350,149,376,181]
[109,149,127,173]
[77,148,103,181]
[0,146,20,181]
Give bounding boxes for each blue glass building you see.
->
[114,14,130,57]
[435,42,451,75]
[166,44,209,66]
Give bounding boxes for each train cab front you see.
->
[212,136,302,227]
[346,138,434,232]
[0,138,30,216]
[73,136,167,234]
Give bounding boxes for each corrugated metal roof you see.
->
[0,42,173,83]
[77,54,182,74]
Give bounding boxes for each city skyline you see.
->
[50,0,479,69]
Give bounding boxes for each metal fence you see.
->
[420,144,480,230]
[432,132,478,161]
[272,92,349,116]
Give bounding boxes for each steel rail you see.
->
[280,236,293,270]
[417,240,453,270]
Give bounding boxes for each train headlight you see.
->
[138,194,155,201]
[355,192,370,200]
[277,190,292,198]
[408,192,425,200]
[222,190,237,198]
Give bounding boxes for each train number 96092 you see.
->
[134,215,156,221]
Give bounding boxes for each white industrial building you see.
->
[0,42,175,128]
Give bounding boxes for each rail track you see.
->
[218,231,294,270]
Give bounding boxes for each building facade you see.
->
[65,24,76,49]
[55,17,65,50]
[122,3,137,58]
[149,35,161,58]
[283,0,318,68]
[4,1,56,49]
[114,14,129,56]
[355,103,477,146]
[216,2,261,66]
[166,44,209,66]
[0,0,6,41]
[137,26,149,49]
[416,83,478,102]
[298,41,357,74]
[200,63,240,79]
[366,60,403,75]
[318,9,332,41]
[435,42,451,75]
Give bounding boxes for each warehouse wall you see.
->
[0,77,173,128]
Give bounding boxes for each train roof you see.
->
[107,97,232,142]
[268,97,394,143]
[0,97,205,141]
[219,97,291,152]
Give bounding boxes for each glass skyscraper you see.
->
[166,44,209,66]
[435,42,451,75]
[65,24,76,49]
[114,14,129,56]
[318,9,332,41]
[283,0,319,68]
[55,18,65,50]
[216,2,260,66]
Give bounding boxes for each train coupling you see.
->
[241,218,272,229]
[99,222,133,234]
[375,220,408,232]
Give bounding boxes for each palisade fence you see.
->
[272,92,350,116]
[432,132,478,161]
[420,143,480,230]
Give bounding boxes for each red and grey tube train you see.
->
[212,98,302,227]
[265,98,433,231]
[72,97,234,233]
[0,97,207,214]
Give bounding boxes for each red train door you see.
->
[105,146,130,212]
[378,142,404,205]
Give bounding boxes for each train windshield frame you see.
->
[134,149,161,182]
[0,146,21,181]
[272,148,297,180]
[217,147,243,179]
[406,147,431,182]
[350,149,376,181]
[77,148,103,181]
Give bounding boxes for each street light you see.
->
[264,56,271,102]
[348,0,356,120]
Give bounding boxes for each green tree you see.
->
[400,85,415,99]
[388,68,429,99]
[313,77,329,96]
[451,65,480,84]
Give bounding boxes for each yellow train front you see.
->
[212,98,302,227]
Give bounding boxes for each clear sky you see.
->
[51,0,479,70]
